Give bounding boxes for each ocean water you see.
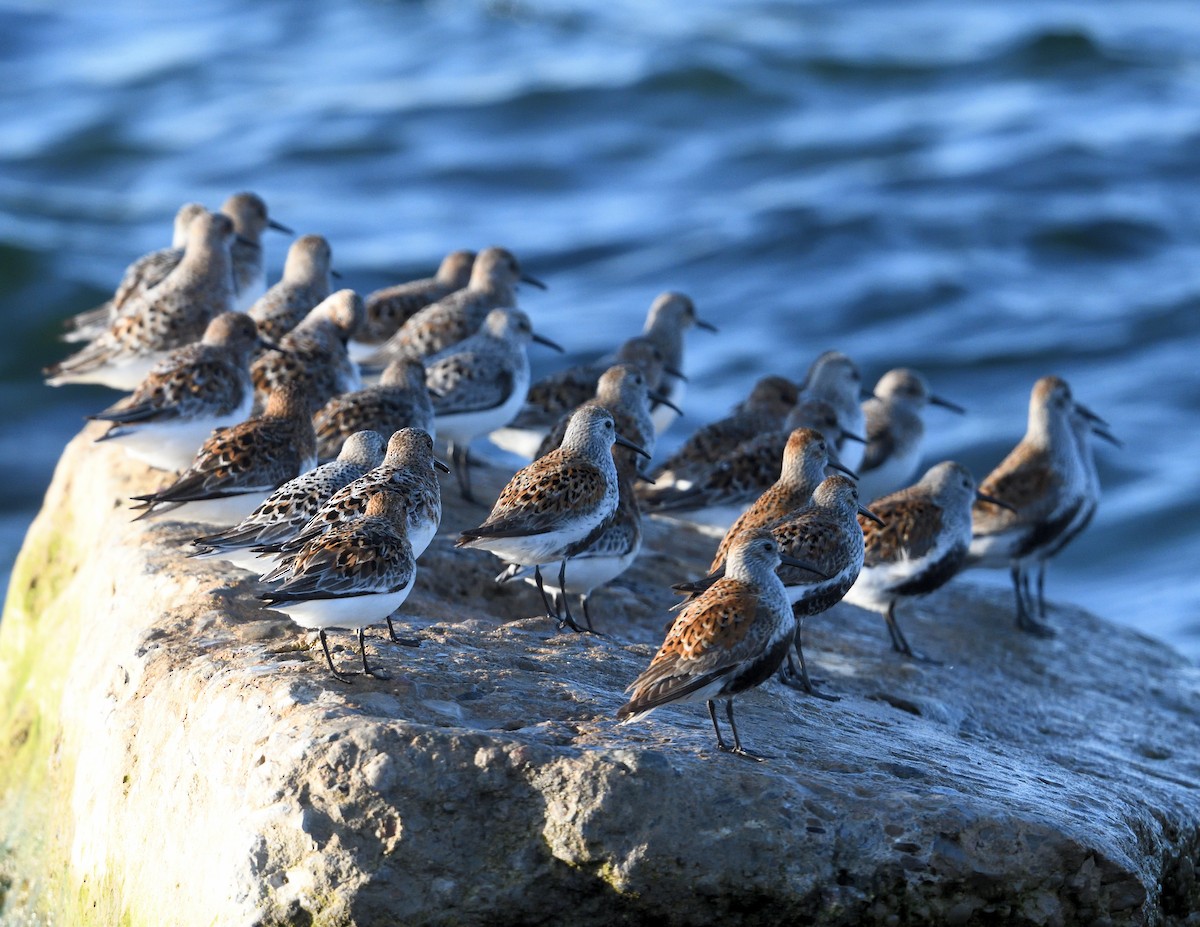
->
[1,0,1198,659]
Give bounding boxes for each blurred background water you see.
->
[1,0,1197,659]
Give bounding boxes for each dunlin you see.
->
[250,289,364,414]
[857,368,964,503]
[221,191,293,313]
[88,312,262,472]
[495,445,644,633]
[61,202,207,343]
[362,246,545,363]
[248,234,334,341]
[533,363,668,460]
[847,461,1004,660]
[799,351,867,472]
[263,427,447,561]
[45,211,238,391]
[190,430,386,572]
[969,376,1089,637]
[636,292,717,434]
[354,249,476,350]
[494,335,672,460]
[646,375,801,493]
[457,405,646,631]
[128,382,316,524]
[261,490,418,682]
[313,356,436,461]
[617,530,813,761]
[427,308,562,501]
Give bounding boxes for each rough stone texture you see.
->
[1,429,1198,926]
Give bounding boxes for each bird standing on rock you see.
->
[457,405,647,632]
[618,530,819,761]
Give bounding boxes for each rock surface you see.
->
[1,428,1198,926]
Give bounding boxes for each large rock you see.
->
[1,429,1197,926]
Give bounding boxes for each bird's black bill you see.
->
[841,430,867,444]
[1075,403,1110,429]
[331,269,344,280]
[975,492,1016,512]
[663,365,688,382]
[520,274,547,290]
[778,554,831,580]
[268,219,293,234]
[614,433,651,459]
[858,505,885,526]
[648,391,683,415]
[235,235,257,248]
[930,395,966,414]
[532,332,564,352]
[1094,426,1123,448]
[696,319,718,333]
[433,457,452,473]
[829,459,860,481]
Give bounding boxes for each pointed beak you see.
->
[634,470,656,485]
[663,365,688,382]
[930,394,966,414]
[975,492,1016,512]
[648,390,683,415]
[828,459,860,481]
[1093,426,1123,448]
[235,234,257,248]
[858,505,885,526]
[695,318,718,333]
[520,273,547,290]
[267,219,293,234]
[1075,403,1110,429]
[840,429,867,445]
[256,336,286,353]
[433,457,452,474]
[778,554,830,580]
[532,332,564,352]
[614,433,651,459]
[330,269,344,280]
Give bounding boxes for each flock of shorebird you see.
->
[44,193,1119,761]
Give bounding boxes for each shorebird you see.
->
[457,405,647,632]
[427,308,562,501]
[313,356,436,461]
[260,490,419,682]
[128,381,317,525]
[361,246,545,363]
[353,249,476,351]
[1029,403,1119,619]
[88,311,264,472]
[635,292,717,434]
[262,427,446,570]
[45,211,238,391]
[639,398,853,525]
[856,368,964,503]
[250,289,364,414]
[221,191,293,313]
[248,234,334,341]
[799,351,868,473]
[848,461,1009,660]
[968,376,1092,637]
[61,202,208,343]
[190,430,387,572]
[532,363,670,461]
[495,444,645,633]
[617,530,817,761]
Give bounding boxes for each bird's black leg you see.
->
[722,700,768,762]
[1034,561,1047,620]
[533,565,557,620]
[318,629,353,684]
[780,623,839,700]
[886,601,942,664]
[1013,563,1055,637]
[385,615,421,647]
[556,559,585,633]
[581,594,596,634]
[707,700,730,752]
[359,627,390,680]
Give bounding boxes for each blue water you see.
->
[1,0,1198,659]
